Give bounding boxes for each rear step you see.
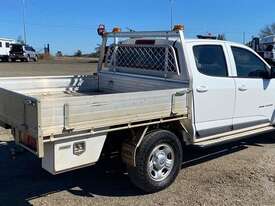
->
[194,126,275,148]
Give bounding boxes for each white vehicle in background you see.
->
[0,38,15,62]
[249,35,275,64]
[0,25,275,193]
[260,35,275,63]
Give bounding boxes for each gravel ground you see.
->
[1,133,275,206]
[0,62,275,206]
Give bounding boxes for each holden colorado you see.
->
[0,25,275,193]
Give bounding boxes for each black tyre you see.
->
[26,55,30,62]
[128,130,182,193]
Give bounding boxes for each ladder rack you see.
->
[97,29,185,72]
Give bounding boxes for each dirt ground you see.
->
[0,59,98,77]
[0,61,275,206]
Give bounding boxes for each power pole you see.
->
[170,0,174,30]
[22,0,27,44]
[243,32,246,44]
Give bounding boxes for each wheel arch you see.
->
[127,127,184,192]
[121,120,191,167]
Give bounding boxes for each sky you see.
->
[0,0,274,55]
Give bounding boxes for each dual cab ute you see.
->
[1,25,275,193]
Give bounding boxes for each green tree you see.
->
[260,23,275,37]
[74,49,82,57]
[217,33,226,40]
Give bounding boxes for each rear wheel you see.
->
[128,130,183,193]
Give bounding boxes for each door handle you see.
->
[196,86,208,93]
[238,85,248,92]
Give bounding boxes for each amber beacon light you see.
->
[112,27,122,33]
[173,24,184,31]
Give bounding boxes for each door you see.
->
[230,46,275,129]
[0,41,3,56]
[30,47,36,58]
[191,44,236,138]
[27,47,35,59]
[4,42,10,56]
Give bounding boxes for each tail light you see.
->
[19,133,37,152]
[112,27,121,33]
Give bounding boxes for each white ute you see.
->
[0,25,275,193]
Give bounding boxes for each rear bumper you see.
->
[10,54,26,59]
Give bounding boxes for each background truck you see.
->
[0,25,275,193]
[249,35,275,65]
[0,38,15,62]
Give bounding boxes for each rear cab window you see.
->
[193,45,228,77]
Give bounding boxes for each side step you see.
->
[194,126,275,148]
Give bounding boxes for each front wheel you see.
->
[128,130,183,193]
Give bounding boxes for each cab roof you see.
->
[119,37,244,48]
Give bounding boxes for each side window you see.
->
[0,42,2,47]
[232,47,267,78]
[5,42,10,48]
[193,45,228,77]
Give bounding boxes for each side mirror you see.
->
[259,67,272,79]
[262,66,275,79]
